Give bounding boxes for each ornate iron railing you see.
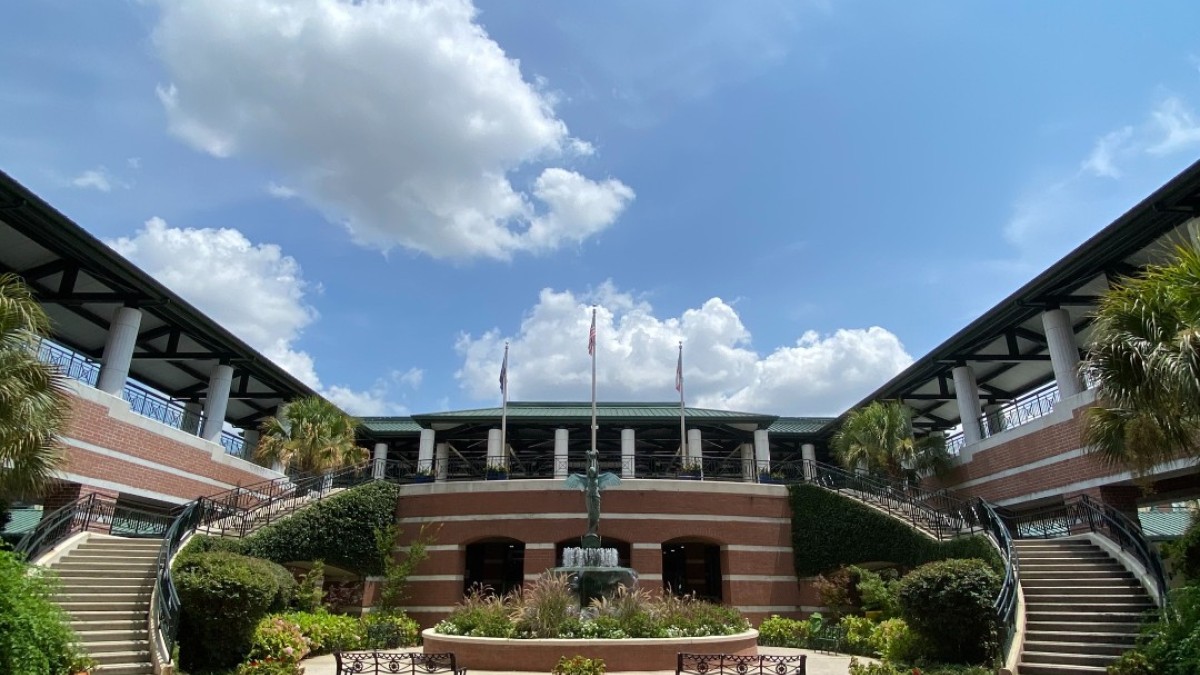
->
[972,499,1020,650]
[1000,494,1167,608]
[978,383,1061,439]
[14,493,176,562]
[35,338,100,386]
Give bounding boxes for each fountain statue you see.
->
[552,447,638,606]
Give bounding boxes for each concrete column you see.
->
[181,401,203,434]
[418,429,435,473]
[621,428,635,478]
[687,428,703,464]
[982,403,1004,437]
[200,364,235,442]
[486,428,505,468]
[373,442,388,480]
[554,428,569,478]
[96,306,143,395]
[435,443,449,481]
[740,443,755,482]
[952,364,983,445]
[1042,308,1083,398]
[754,429,770,474]
[801,442,816,481]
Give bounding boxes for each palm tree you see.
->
[254,396,365,475]
[1082,225,1200,475]
[0,273,69,499]
[832,400,950,481]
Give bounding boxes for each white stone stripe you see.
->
[403,606,459,613]
[397,513,789,525]
[727,545,793,553]
[736,605,825,613]
[61,435,235,491]
[995,456,1196,506]
[526,543,555,549]
[395,545,460,552]
[726,575,796,582]
[56,472,189,505]
[632,543,660,550]
[952,447,1088,490]
[638,574,662,581]
[406,575,462,582]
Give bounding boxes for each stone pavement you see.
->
[300,645,868,675]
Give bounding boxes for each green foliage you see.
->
[1165,513,1200,583]
[254,395,364,474]
[511,574,578,638]
[248,616,311,665]
[847,658,992,675]
[1105,583,1200,675]
[362,613,421,649]
[838,615,877,656]
[178,533,246,559]
[239,481,401,576]
[375,522,438,614]
[174,551,297,671]
[0,549,86,675]
[870,618,925,664]
[897,558,1000,665]
[235,659,304,675]
[434,589,515,637]
[858,567,901,618]
[788,484,1002,576]
[833,401,951,479]
[815,566,864,618]
[294,561,324,613]
[757,615,811,648]
[277,611,364,655]
[553,656,607,675]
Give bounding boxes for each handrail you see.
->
[14,494,99,560]
[15,493,176,561]
[1003,494,1167,608]
[971,499,1020,650]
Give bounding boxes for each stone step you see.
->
[83,639,150,654]
[1022,640,1133,656]
[1022,651,1115,669]
[1026,599,1155,613]
[93,663,154,675]
[58,577,154,590]
[1021,569,1133,580]
[92,650,151,666]
[68,550,160,561]
[1022,584,1144,596]
[1018,549,1111,559]
[56,567,154,579]
[54,561,158,572]
[1026,619,1142,634]
[70,618,145,632]
[66,609,146,622]
[1022,576,1139,588]
[1027,610,1146,623]
[1020,562,1128,572]
[55,591,152,604]
[1015,542,1099,551]
[1017,663,1108,675]
[1024,630,1137,646]
[76,628,146,644]
[58,599,152,612]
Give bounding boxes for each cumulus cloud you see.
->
[71,167,119,192]
[109,219,407,415]
[1147,96,1200,156]
[1080,126,1133,178]
[455,283,912,416]
[151,0,634,260]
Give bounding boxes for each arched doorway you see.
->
[464,538,525,596]
[661,539,722,601]
[554,537,632,569]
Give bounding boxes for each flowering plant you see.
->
[247,616,311,665]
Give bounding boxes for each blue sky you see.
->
[3,0,1200,417]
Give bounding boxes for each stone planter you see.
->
[422,628,759,672]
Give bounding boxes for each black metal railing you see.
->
[978,383,1061,439]
[35,338,100,386]
[971,499,1020,650]
[1001,494,1168,608]
[14,493,176,562]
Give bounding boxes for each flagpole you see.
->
[590,307,598,455]
[678,341,687,466]
[500,342,509,468]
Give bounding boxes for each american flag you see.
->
[587,308,596,356]
[675,345,683,392]
[499,345,508,395]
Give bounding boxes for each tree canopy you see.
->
[253,395,365,475]
[831,400,950,481]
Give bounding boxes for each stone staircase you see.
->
[1016,539,1155,675]
[51,535,160,675]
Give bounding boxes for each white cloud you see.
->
[71,167,117,192]
[1147,96,1200,156]
[108,218,405,416]
[455,283,912,416]
[1080,126,1133,178]
[151,0,633,260]
[266,182,298,199]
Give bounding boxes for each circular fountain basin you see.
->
[421,628,759,671]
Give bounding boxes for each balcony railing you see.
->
[977,382,1060,439]
[33,339,246,457]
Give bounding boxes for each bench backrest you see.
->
[676,652,806,675]
[335,651,460,675]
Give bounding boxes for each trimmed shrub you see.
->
[553,655,607,675]
[838,614,877,656]
[174,551,296,670]
[757,615,810,648]
[857,567,900,619]
[788,484,1002,576]
[1106,582,1200,675]
[847,658,991,675]
[815,566,864,618]
[236,659,303,675]
[239,482,401,576]
[362,612,421,649]
[248,615,311,665]
[282,611,365,654]
[897,558,1000,665]
[0,549,87,675]
[869,618,924,664]
[177,533,245,559]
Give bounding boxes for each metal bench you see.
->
[676,652,806,675]
[334,651,466,675]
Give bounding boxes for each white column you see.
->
[435,443,449,481]
[1042,308,1083,399]
[96,306,143,395]
[200,364,235,442]
[554,428,569,478]
[418,429,435,473]
[740,443,755,482]
[486,428,505,468]
[687,428,702,464]
[621,428,635,478]
[373,442,388,480]
[754,429,771,475]
[952,364,983,445]
[181,401,203,434]
[801,442,816,481]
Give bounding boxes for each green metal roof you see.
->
[1139,510,1194,539]
[359,417,422,433]
[2,507,42,535]
[768,417,836,434]
[412,401,776,423]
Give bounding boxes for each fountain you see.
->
[549,449,638,608]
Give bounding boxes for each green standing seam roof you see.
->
[1138,510,1194,539]
[2,507,42,535]
[768,417,837,434]
[358,418,423,433]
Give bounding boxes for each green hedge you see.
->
[788,484,1001,576]
[238,482,401,576]
[0,549,87,675]
[897,558,1000,665]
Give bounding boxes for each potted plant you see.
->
[758,467,785,484]
[484,463,509,480]
[678,460,703,479]
[411,468,435,483]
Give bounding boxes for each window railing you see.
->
[33,339,246,457]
